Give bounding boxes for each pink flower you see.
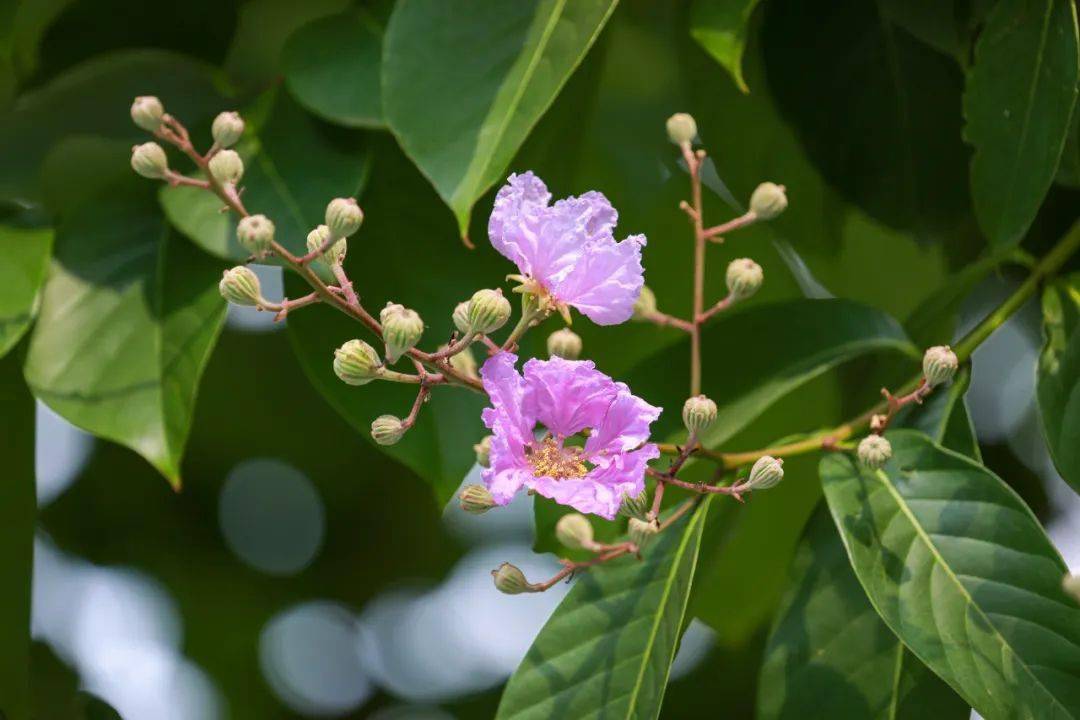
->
[488,172,646,325]
[479,352,661,520]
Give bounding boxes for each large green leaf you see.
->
[25,140,226,488]
[690,0,762,93]
[822,431,1080,718]
[1037,273,1080,494]
[904,366,980,462]
[963,0,1080,247]
[759,506,968,720]
[0,224,52,358]
[496,498,711,720]
[382,0,619,237]
[1060,108,1080,187]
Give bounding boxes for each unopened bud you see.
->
[492,562,534,594]
[618,488,650,521]
[131,142,168,179]
[745,455,784,491]
[555,513,595,550]
[633,286,657,320]
[870,414,888,432]
[726,258,763,300]
[370,414,406,445]
[682,395,717,434]
[474,435,492,468]
[922,345,958,388]
[453,301,472,335]
[459,484,496,514]
[130,96,164,132]
[448,345,478,379]
[628,517,658,550]
[218,266,262,306]
[306,225,346,266]
[468,289,511,334]
[326,197,363,238]
[1063,573,1080,604]
[749,182,787,220]
[208,149,243,185]
[666,113,698,145]
[858,434,892,470]
[333,339,381,385]
[236,214,275,256]
[211,111,244,148]
[547,328,582,360]
[381,303,424,363]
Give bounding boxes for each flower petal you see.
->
[551,234,646,325]
[585,387,663,457]
[522,357,617,438]
[482,465,532,506]
[527,444,656,520]
[480,352,532,444]
[487,172,551,276]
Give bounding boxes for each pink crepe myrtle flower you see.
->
[488,172,646,326]
[479,352,661,520]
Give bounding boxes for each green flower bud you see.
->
[492,562,534,595]
[555,513,595,551]
[459,484,496,514]
[211,111,244,148]
[468,288,511,334]
[306,224,346,266]
[380,303,424,363]
[453,301,472,335]
[547,328,582,360]
[325,197,363,238]
[858,434,892,470]
[474,435,492,468]
[682,394,717,434]
[628,517,658,551]
[1063,573,1080,604]
[236,214,275,256]
[632,285,658,320]
[130,96,164,132]
[218,266,262,306]
[208,149,244,185]
[922,345,958,388]
[131,142,168,179]
[371,414,406,445]
[447,344,478,379]
[745,455,784,491]
[618,488,650,521]
[666,112,697,145]
[726,258,763,300]
[749,182,788,220]
[333,339,381,386]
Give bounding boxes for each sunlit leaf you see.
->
[0,224,52,358]
[690,0,762,93]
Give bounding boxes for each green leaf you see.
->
[25,140,226,488]
[282,7,386,128]
[160,88,371,260]
[689,0,762,93]
[496,498,711,720]
[821,430,1080,718]
[1037,272,1080,494]
[0,224,52,358]
[963,0,1080,247]
[1059,108,1080,187]
[904,367,980,462]
[760,506,968,720]
[382,0,619,237]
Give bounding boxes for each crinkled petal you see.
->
[530,192,618,285]
[585,387,663,457]
[482,465,532,506]
[522,357,617,438]
[479,352,532,448]
[487,172,551,276]
[551,234,646,325]
[527,444,657,520]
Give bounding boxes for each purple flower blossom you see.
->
[488,172,646,326]
[479,352,661,520]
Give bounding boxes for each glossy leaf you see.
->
[1037,272,1080,494]
[1059,109,1080,187]
[690,0,761,93]
[822,431,1080,718]
[759,506,968,720]
[903,367,980,462]
[0,224,52,358]
[963,0,1080,247]
[382,0,619,236]
[496,498,711,720]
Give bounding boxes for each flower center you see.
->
[527,437,588,479]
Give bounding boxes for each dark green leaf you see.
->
[1037,272,1080,494]
[963,0,1080,247]
[903,367,980,461]
[689,0,762,93]
[496,498,711,720]
[30,642,122,720]
[1059,108,1080,187]
[0,224,52,358]
[382,0,619,236]
[821,430,1080,718]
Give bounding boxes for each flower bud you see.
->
[468,288,511,334]
[208,149,243,185]
[628,517,658,551]
[547,328,582,360]
[474,435,492,468]
[306,225,346,266]
[618,488,650,521]
[453,301,471,335]
[749,182,788,220]
[326,197,363,238]
[633,286,657,320]
[492,562,534,595]
[922,345,958,388]
[666,113,697,145]
[218,266,262,306]
[370,414,406,445]
[682,394,718,434]
[131,142,168,179]
[459,484,496,514]
[130,96,164,132]
[1063,573,1080,604]
[380,303,424,363]
[858,434,892,470]
[745,455,784,491]
[211,111,244,148]
[236,214,275,256]
[555,513,595,551]
[726,258,763,300]
[448,345,479,379]
[333,339,381,385]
